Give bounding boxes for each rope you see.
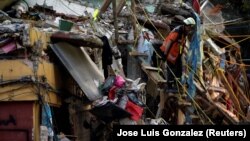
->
[125,0,215,124]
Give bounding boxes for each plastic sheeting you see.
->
[51,42,104,101]
[201,0,225,33]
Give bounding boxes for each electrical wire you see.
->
[134,0,250,124]
[195,59,249,120]
[125,0,215,124]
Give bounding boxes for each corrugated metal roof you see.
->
[51,42,104,101]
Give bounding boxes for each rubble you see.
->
[0,0,250,140]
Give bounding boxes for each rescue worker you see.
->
[159,17,196,90]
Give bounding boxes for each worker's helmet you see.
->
[183,17,196,26]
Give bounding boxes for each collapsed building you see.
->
[0,0,250,141]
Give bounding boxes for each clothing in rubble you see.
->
[100,36,113,79]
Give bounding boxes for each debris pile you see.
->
[94,0,250,125]
[91,75,147,125]
[0,1,249,137]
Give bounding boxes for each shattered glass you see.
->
[201,0,225,33]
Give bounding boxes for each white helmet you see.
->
[183,17,196,25]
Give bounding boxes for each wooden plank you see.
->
[143,65,163,71]
[100,0,112,14]
[131,0,137,40]
[141,63,167,85]
[113,0,118,43]
[136,15,170,32]
[116,0,126,15]
[160,3,192,17]
[50,32,103,48]
[146,78,159,98]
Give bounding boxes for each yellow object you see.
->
[0,60,62,106]
[93,9,99,21]
[30,27,52,49]
[33,102,40,141]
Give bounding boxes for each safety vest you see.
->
[160,25,186,64]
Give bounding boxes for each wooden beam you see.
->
[136,15,170,32]
[100,0,112,14]
[50,32,103,48]
[116,0,126,15]
[113,0,118,43]
[160,3,192,17]
[131,0,137,40]
[129,51,148,57]
[141,63,167,86]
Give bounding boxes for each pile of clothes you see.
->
[91,75,145,124]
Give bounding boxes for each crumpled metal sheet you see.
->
[51,42,104,101]
[25,0,94,16]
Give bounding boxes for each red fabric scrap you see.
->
[108,86,117,100]
[125,100,143,121]
[192,0,201,14]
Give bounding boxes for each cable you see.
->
[125,0,215,124]
[128,0,249,123]
[206,51,250,67]
[204,19,250,26]
[222,36,250,49]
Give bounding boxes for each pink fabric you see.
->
[1,42,16,53]
[114,75,125,88]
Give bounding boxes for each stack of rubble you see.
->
[136,1,250,124]
[1,0,249,127]
[95,0,250,124]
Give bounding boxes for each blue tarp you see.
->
[185,13,201,124]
